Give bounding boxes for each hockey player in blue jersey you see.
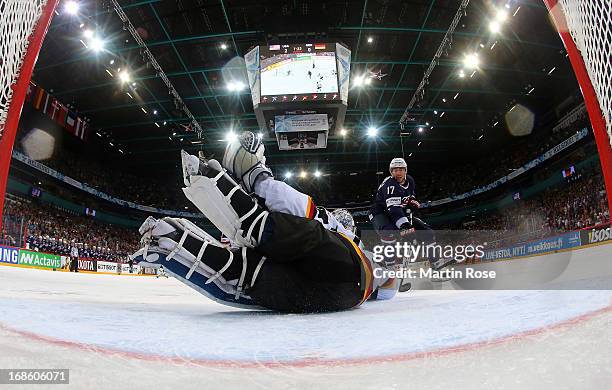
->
[369,157,453,271]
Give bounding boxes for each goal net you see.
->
[0,0,53,140]
[558,0,612,150]
[0,0,57,229]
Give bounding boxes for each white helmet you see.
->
[389,157,407,173]
[331,208,356,233]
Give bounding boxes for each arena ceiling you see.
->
[31,0,580,180]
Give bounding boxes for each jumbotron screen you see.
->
[259,43,339,98]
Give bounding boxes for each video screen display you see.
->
[260,43,338,97]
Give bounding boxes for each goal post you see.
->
[0,0,59,231]
[544,0,612,225]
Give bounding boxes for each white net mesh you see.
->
[559,0,612,149]
[0,0,48,141]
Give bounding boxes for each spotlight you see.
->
[90,37,104,52]
[109,59,115,65]
[153,110,158,115]
[314,170,322,178]
[284,171,293,179]
[83,29,94,39]
[299,171,307,178]
[220,43,228,50]
[496,9,509,22]
[489,20,501,33]
[367,127,378,137]
[364,78,372,85]
[418,127,424,133]
[119,71,131,83]
[353,75,366,87]
[227,81,245,92]
[367,36,373,43]
[64,1,79,15]
[226,131,238,142]
[458,69,466,78]
[463,53,479,69]
[339,128,348,137]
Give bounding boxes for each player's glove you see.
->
[399,223,415,237]
[402,196,421,210]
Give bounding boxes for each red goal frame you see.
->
[0,0,59,231]
[544,0,612,227]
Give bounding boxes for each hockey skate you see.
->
[132,216,266,309]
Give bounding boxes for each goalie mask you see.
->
[331,208,356,234]
[223,131,272,192]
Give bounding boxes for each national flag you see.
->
[50,99,61,122]
[56,103,68,126]
[314,44,326,50]
[75,118,89,140]
[32,87,46,110]
[65,112,76,133]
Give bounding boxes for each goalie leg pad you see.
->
[182,159,269,248]
[133,217,267,305]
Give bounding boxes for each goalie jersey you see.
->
[254,177,363,249]
[369,175,416,229]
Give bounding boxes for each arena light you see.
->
[364,78,372,85]
[339,128,347,137]
[299,171,308,178]
[418,127,424,133]
[489,20,501,33]
[89,37,105,52]
[153,109,158,115]
[226,131,238,142]
[458,69,465,78]
[119,71,131,83]
[314,170,322,178]
[284,171,293,179]
[109,59,114,65]
[83,29,94,39]
[463,53,479,69]
[496,9,509,22]
[64,1,79,15]
[367,36,373,43]
[353,75,366,87]
[227,81,245,92]
[220,43,228,50]
[367,126,378,137]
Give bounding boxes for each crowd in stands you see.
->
[453,167,609,247]
[1,197,139,261]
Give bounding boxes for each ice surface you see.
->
[0,244,611,389]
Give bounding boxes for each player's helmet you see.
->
[331,208,356,233]
[389,157,407,173]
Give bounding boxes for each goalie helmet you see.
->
[331,208,356,233]
[389,157,407,173]
[222,131,272,192]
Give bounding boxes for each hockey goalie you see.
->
[132,131,398,313]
